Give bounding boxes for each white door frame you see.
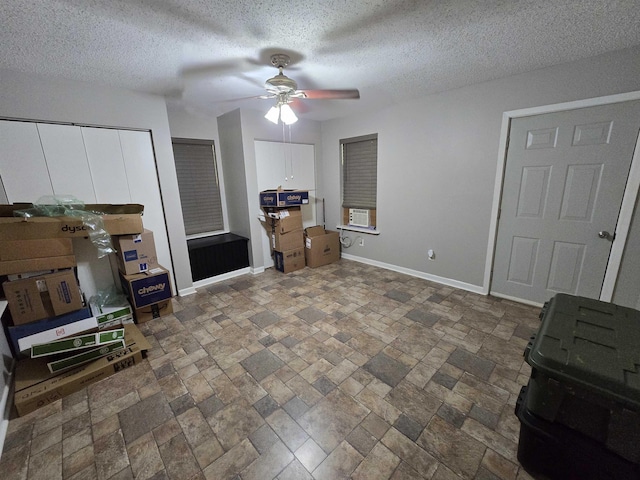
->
[484,91,640,306]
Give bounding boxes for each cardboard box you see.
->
[304,226,341,268]
[133,299,174,323]
[13,323,151,416]
[10,308,96,354]
[264,207,303,234]
[120,266,173,309]
[259,190,309,207]
[0,238,73,261]
[89,301,134,330]
[0,203,144,240]
[0,255,77,276]
[47,339,125,373]
[274,247,306,273]
[31,328,125,358]
[272,229,304,253]
[3,270,83,325]
[113,229,159,275]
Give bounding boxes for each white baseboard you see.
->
[250,266,265,275]
[340,254,485,295]
[489,291,544,308]
[177,286,197,297]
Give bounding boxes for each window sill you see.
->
[336,225,380,235]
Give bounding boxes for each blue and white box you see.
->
[259,190,309,207]
[119,266,173,309]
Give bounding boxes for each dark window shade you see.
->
[172,141,224,235]
[342,136,378,209]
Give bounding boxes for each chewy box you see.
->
[259,190,309,207]
[524,294,640,463]
[133,299,174,323]
[120,267,172,309]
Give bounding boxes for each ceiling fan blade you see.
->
[289,97,310,114]
[217,94,266,103]
[298,89,360,100]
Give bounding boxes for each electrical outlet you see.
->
[359,238,365,247]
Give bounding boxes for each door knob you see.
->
[598,231,613,240]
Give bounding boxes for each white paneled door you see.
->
[491,100,640,304]
[82,127,131,203]
[119,130,173,278]
[37,123,97,203]
[255,140,316,268]
[0,121,175,298]
[0,120,53,202]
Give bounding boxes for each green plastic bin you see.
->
[524,294,640,463]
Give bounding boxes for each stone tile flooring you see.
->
[0,260,540,479]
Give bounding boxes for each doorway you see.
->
[488,95,640,305]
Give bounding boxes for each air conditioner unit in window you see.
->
[348,208,370,227]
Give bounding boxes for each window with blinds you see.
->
[341,134,378,209]
[172,138,224,236]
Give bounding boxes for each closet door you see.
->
[119,130,174,277]
[81,127,131,203]
[37,123,97,203]
[0,120,53,202]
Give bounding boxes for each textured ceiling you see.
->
[2,0,640,121]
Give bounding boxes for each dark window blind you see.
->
[172,140,224,235]
[341,135,378,209]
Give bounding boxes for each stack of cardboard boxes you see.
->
[270,207,306,273]
[260,189,309,273]
[114,229,174,323]
[0,203,158,415]
[259,189,342,271]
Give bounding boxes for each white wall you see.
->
[0,69,193,295]
[167,104,230,234]
[613,193,640,309]
[217,109,252,257]
[167,105,220,142]
[320,46,640,289]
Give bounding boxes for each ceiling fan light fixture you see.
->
[280,104,298,125]
[264,106,280,124]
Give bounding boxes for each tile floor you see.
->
[0,260,541,479]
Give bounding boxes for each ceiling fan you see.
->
[260,53,360,124]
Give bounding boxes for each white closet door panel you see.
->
[37,123,97,203]
[286,143,316,191]
[0,120,53,202]
[118,130,174,279]
[81,127,131,203]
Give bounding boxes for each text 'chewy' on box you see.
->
[259,189,309,207]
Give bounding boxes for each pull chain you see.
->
[288,124,294,180]
[282,120,288,181]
